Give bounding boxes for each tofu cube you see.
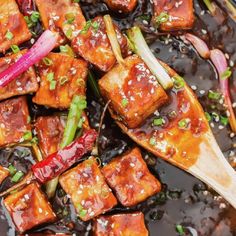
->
[93,212,148,236]
[35,0,86,44]
[104,0,138,13]
[153,0,194,31]
[33,52,88,109]
[59,157,117,221]
[0,165,9,184]
[0,97,31,147]
[0,50,39,101]
[99,55,168,129]
[0,0,31,53]
[102,147,161,206]
[72,16,128,72]
[35,116,65,157]
[4,182,56,233]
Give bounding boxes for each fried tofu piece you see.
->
[72,16,128,72]
[35,0,86,44]
[59,157,117,221]
[0,97,31,147]
[4,182,56,233]
[0,165,9,184]
[104,0,138,13]
[0,50,38,101]
[33,52,88,109]
[99,55,168,129]
[0,0,31,53]
[153,0,194,31]
[102,147,161,206]
[35,116,65,157]
[93,212,148,236]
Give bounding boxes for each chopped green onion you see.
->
[24,16,33,28]
[47,72,54,81]
[220,67,232,80]
[121,98,128,107]
[60,45,68,53]
[27,116,31,124]
[138,15,151,21]
[212,112,219,122]
[220,115,229,126]
[30,11,40,23]
[153,117,165,126]
[80,20,92,34]
[178,118,190,129]
[205,112,211,121]
[11,171,24,183]
[176,224,184,235]
[31,136,38,144]
[155,12,169,27]
[49,80,57,90]
[59,44,75,57]
[65,12,75,24]
[66,28,73,38]
[77,203,87,218]
[43,57,53,66]
[149,137,156,146]
[5,30,13,40]
[8,165,17,176]
[92,21,100,32]
[73,0,80,2]
[168,110,177,119]
[11,45,20,54]
[208,90,221,100]
[59,76,69,85]
[173,75,185,89]
[22,131,32,141]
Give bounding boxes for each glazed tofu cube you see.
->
[33,52,88,109]
[0,165,9,184]
[59,157,117,221]
[153,0,194,31]
[99,55,168,129]
[102,147,161,206]
[0,50,38,101]
[104,0,138,13]
[0,0,31,53]
[35,0,86,44]
[0,97,31,147]
[4,182,56,233]
[93,212,148,236]
[35,116,65,157]
[72,16,128,72]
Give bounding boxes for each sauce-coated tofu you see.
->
[0,0,31,53]
[33,52,88,109]
[99,55,168,129]
[35,0,86,44]
[0,50,39,101]
[4,182,56,233]
[0,165,9,184]
[93,212,148,236]
[72,16,128,72]
[59,157,117,221]
[102,147,161,206]
[104,0,138,13]
[0,97,31,147]
[35,116,65,157]
[153,0,194,31]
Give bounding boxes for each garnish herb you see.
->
[73,0,80,2]
[149,137,156,146]
[11,45,20,54]
[22,131,32,141]
[173,75,185,89]
[43,57,53,66]
[205,112,211,121]
[176,224,184,235]
[77,203,87,217]
[59,76,68,85]
[153,117,165,126]
[65,12,75,24]
[47,72,57,90]
[155,12,169,27]
[8,165,17,176]
[60,45,68,53]
[31,136,38,144]
[11,171,24,183]
[80,20,92,34]
[5,30,13,40]
[220,115,229,126]
[178,118,190,129]
[220,67,232,80]
[66,28,73,38]
[208,90,221,100]
[121,98,128,107]
[24,11,40,28]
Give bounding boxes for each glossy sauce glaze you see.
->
[0,0,236,235]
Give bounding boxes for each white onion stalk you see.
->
[127,26,173,90]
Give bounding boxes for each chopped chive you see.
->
[149,137,156,146]
[24,16,33,28]
[11,45,20,54]
[77,203,87,218]
[22,131,32,141]
[11,171,24,183]
[80,20,92,34]
[66,28,73,38]
[60,45,68,53]
[47,72,54,81]
[49,80,57,90]
[176,224,184,235]
[220,116,229,126]
[138,15,151,21]
[155,12,169,27]
[168,110,177,119]
[8,165,17,176]
[173,75,185,89]
[65,12,75,24]
[208,90,221,100]
[5,30,13,40]
[220,67,232,80]
[121,98,128,107]
[212,112,219,122]
[205,112,211,122]
[153,117,165,126]
[92,21,100,32]
[31,137,38,144]
[178,118,190,129]
[43,57,53,66]
[30,11,40,23]
[73,0,80,2]
[59,76,69,85]
[27,116,31,124]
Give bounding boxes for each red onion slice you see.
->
[0,30,57,87]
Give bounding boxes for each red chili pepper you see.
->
[32,129,97,183]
